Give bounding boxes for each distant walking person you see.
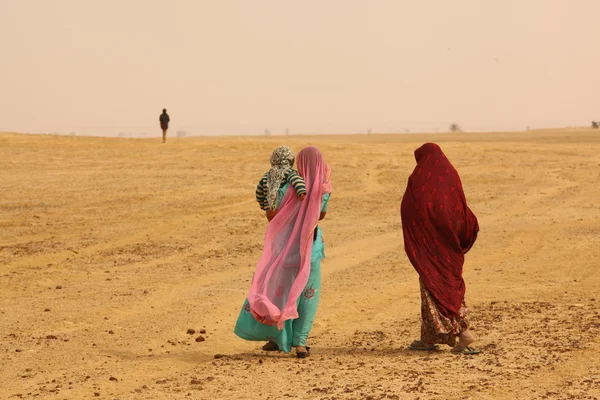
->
[159,109,170,143]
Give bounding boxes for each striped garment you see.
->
[255,168,306,210]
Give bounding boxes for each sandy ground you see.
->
[1,129,599,400]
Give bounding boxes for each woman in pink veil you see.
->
[235,146,332,358]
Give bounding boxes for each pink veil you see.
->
[248,146,332,329]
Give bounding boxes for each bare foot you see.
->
[457,330,474,348]
[262,341,279,351]
[450,330,481,354]
[295,345,309,358]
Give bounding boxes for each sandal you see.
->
[408,340,439,351]
[450,345,481,355]
[261,341,280,351]
[295,346,310,359]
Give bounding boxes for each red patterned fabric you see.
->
[401,143,479,318]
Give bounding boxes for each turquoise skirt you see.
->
[234,258,322,353]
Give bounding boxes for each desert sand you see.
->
[1,130,599,400]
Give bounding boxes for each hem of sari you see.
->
[420,280,469,347]
[233,326,293,353]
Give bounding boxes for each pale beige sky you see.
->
[1,0,599,135]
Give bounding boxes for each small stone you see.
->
[199,329,207,334]
[186,329,195,335]
[109,377,118,382]
[94,392,100,397]
[190,379,202,385]
[15,349,22,353]
[46,335,58,340]
[195,336,205,342]
[258,359,263,364]
[214,354,225,359]
[56,285,63,290]
[44,308,51,312]
[108,330,114,334]
[156,379,167,384]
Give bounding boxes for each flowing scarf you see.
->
[400,143,479,318]
[248,146,332,329]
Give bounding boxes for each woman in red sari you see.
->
[400,143,480,355]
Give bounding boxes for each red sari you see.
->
[401,143,479,319]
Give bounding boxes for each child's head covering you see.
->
[266,146,295,210]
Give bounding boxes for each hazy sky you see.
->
[1,0,599,135]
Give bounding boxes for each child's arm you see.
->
[286,170,307,200]
[255,175,268,210]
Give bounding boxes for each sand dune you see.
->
[1,130,599,399]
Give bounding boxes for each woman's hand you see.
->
[266,209,277,222]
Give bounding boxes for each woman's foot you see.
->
[295,345,309,358]
[457,330,474,348]
[261,341,279,351]
[408,339,438,351]
[451,330,480,355]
